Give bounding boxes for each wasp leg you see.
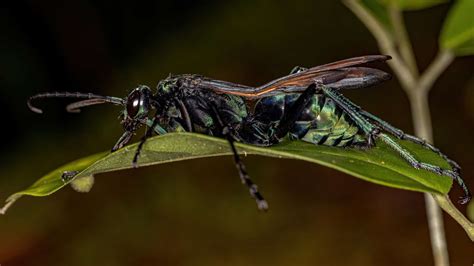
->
[321,86,471,204]
[132,100,193,165]
[320,86,462,172]
[272,83,321,142]
[314,91,462,172]
[132,126,152,168]
[320,86,378,138]
[176,99,193,132]
[210,105,269,211]
[289,66,308,75]
[112,131,134,152]
[62,171,79,182]
[132,116,165,168]
[358,110,461,172]
[378,133,471,204]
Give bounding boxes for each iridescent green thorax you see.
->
[156,75,182,95]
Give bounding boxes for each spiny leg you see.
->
[227,131,269,211]
[358,110,461,172]
[322,87,462,175]
[133,99,191,165]
[315,89,461,172]
[378,133,471,204]
[210,105,268,211]
[112,131,134,152]
[321,86,471,203]
[132,117,160,168]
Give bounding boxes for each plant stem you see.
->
[408,75,449,266]
[407,89,433,144]
[434,194,474,242]
[0,198,15,215]
[418,51,455,94]
[425,194,449,265]
[344,0,474,264]
[388,4,419,77]
[343,0,416,90]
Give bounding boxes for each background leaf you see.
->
[357,0,448,32]
[360,0,393,30]
[379,0,448,10]
[440,0,474,55]
[468,201,474,222]
[2,132,453,213]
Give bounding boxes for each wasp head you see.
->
[123,85,152,121]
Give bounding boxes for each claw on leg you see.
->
[378,133,471,204]
[61,171,79,182]
[321,86,471,204]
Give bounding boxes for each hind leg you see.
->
[358,110,460,172]
[318,88,461,173]
[321,86,471,204]
[377,133,471,204]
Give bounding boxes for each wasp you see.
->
[28,55,471,210]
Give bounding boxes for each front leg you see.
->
[131,117,168,167]
[112,131,134,152]
[62,117,167,181]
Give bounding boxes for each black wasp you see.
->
[28,55,471,210]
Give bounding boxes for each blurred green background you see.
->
[1,1,473,265]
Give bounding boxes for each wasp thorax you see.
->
[125,85,151,119]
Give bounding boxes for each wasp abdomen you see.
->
[253,94,366,147]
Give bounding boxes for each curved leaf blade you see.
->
[1,133,453,214]
[440,0,474,55]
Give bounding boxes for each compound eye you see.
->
[127,90,141,118]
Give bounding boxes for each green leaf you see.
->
[1,133,453,214]
[440,0,474,55]
[357,0,448,32]
[360,0,393,30]
[468,201,474,222]
[379,0,448,10]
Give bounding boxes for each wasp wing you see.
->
[199,55,391,98]
[197,78,254,92]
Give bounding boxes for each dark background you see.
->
[1,1,473,265]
